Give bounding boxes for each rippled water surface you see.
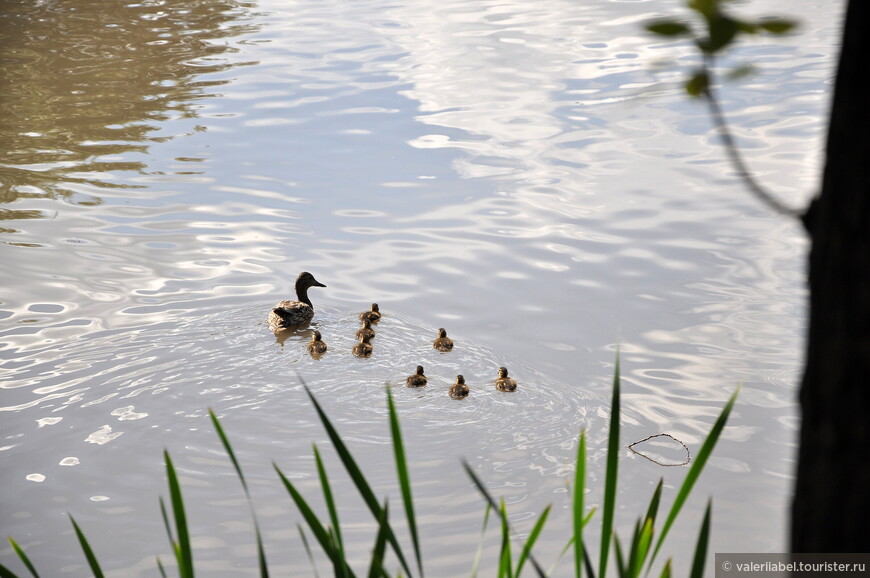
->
[1,0,842,575]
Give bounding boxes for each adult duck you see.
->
[267,272,326,332]
[359,303,381,323]
[449,375,469,399]
[495,367,517,392]
[406,365,427,388]
[433,328,454,352]
[307,331,328,356]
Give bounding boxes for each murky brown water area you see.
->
[1,0,841,575]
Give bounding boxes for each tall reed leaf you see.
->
[300,381,413,578]
[69,516,105,578]
[647,386,739,570]
[5,537,39,578]
[367,501,390,578]
[208,410,269,578]
[387,388,423,577]
[297,525,321,578]
[469,503,493,578]
[688,500,712,578]
[515,505,551,576]
[599,351,621,578]
[574,431,586,578]
[274,466,355,577]
[312,443,347,577]
[163,450,194,578]
[462,460,547,578]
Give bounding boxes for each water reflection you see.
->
[0,0,257,217]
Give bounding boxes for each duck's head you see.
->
[359,334,372,343]
[361,319,372,329]
[296,271,326,290]
[370,303,379,312]
[312,330,322,341]
[498,367,509,378]
[455,374,465,385]
[438,328,448,338]
[415,365,425,375]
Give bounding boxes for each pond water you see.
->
[1,0,841,575]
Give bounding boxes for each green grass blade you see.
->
[367,501,390,578]
[274,465,355,578]
[658,559,671,578]
[625,521,640,578]
[574,431,586,578]
[69,516,105,578]
[613,535,627,578]
[599,350,621,578]
[469,503,493,578]
[208,409,249,496]
[156,556,168,578]
[498,499,513,578]
[297,525,321,578]
[648,386,739,570]
[387,388,423,577]
[0,564,22,578]
[301,380,413,578]
[631,518,654,578]
[462,460,546,577]
[7,537,39,578]
[643,480,663,531]
[313,444,345,562]
[208,410,269,577]
[163,450,194,578]
[515,505,550,576]
[688,500,712,578]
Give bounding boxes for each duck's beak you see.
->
[313,279,326,288]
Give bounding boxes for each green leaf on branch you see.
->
[646,20,692,37]
[758,19,798,34]
[685,70,709,97]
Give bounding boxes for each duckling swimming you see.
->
[356,319,376,341]
[495,367,517,392]
[406,365,427,388]
[307,331,328,356]
[267,272,327,332]
[359,303,381,323]
[449,375,469,399]
[433,328,454,352]
[352,334,373,358]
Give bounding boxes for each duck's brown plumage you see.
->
[267,272,326,332]
[433,328,454,352]
[356,319,376,341]
[307,330,327,356]
[359,303,381,323]
[449,375,469,399]
[352,334,373,358]
[495,367,517,392]
[406,365,427,388]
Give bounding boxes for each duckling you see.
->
[356,318,376,341]
[495,367,517,392]
[359,303,381,323]
[449,375,469,399]
[307,331,327,356]
[352,334,373,358]
[406,365,427,388]
[433,328,454,352]
[267,272,327,332]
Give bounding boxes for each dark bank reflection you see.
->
[0,0,257,225]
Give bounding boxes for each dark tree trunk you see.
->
[792,0,870,552]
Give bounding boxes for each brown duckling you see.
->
[356,318,376,341]
[449,375,469,399]
[359,303,381,323]
[352,334,373,358]
[495,366,517,392]
[267,272,327,332]
[307,331,328,356]
[433,328,454,352]
[406,365,427,388]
